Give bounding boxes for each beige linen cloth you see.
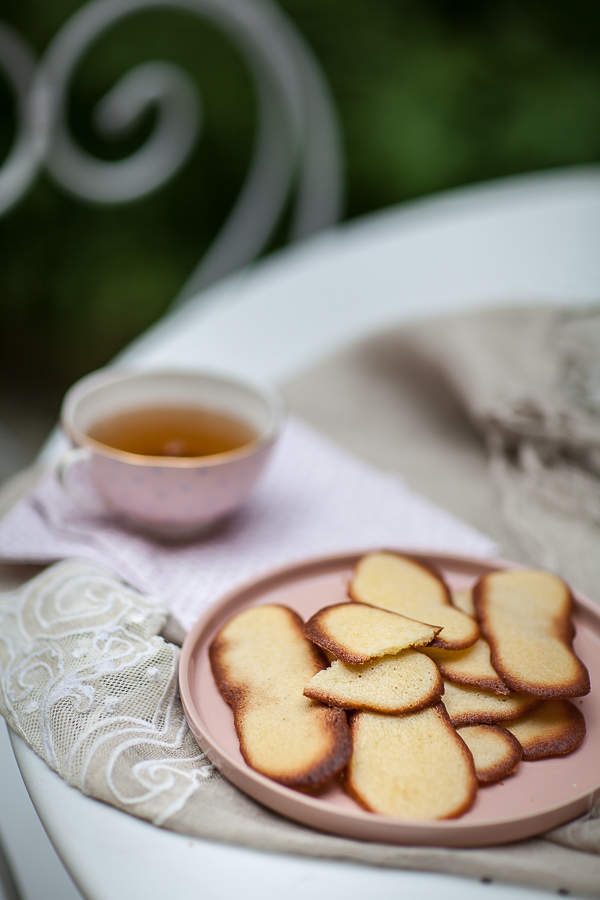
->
[1,304,600,896]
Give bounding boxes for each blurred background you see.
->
[1,0,600,478]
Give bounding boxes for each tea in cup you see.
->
[59,368,285,537]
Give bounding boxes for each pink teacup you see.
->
[59,368,285,538]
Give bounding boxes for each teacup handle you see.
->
[57,447,106,513]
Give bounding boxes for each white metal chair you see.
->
[0,0,343,299]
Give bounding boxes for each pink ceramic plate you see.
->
[179,550,600,847]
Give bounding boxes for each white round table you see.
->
[8,165,600,900]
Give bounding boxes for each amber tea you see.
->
[88,405,258,458]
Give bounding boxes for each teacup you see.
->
[59,368,285,537]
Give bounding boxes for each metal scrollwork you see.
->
[0,0,342,301]
[0,21,39,217]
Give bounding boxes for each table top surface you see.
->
[13,165,600,900]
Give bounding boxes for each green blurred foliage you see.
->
[1,0,600,394]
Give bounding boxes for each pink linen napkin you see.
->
[0,417,496,630]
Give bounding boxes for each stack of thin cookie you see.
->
[209,551,590,821]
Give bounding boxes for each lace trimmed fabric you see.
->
[0,559,213,826]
